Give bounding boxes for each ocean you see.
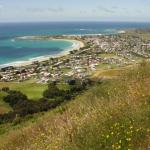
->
[0,22,150,66]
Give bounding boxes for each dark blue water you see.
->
[0,22,150,66]
[0,22,150,38]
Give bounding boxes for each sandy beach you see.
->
[0,38,84,68]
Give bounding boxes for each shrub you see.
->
[3,91,28,107]
[1,87,10,92]
[43,83,61,99]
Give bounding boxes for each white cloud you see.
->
[28,7,64,14]
[97,6,116,14]
[48,7,64,13]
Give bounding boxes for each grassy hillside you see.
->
[126,29,150,40]
[0,62,150,150]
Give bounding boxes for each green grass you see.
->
[0,62,150,149]
[125,29,150,40]
[57,83,70,91]
[92,69,122,79]
[0,81,47,100]
[0,92,12,114]
[96,63,117,70]
[61,67,72,73]
[0,81,47,114]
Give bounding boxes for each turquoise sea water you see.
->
[0,22,150,66]
[0,39,73,65]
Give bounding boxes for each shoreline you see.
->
[0,29,126,68]
[0,38,84,68]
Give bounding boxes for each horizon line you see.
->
[0,20,150,24]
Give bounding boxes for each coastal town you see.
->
[0,30,150,83]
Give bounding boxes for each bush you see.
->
[0,78,93,124]
[1,87,10,92]
[0,112,16,123]
[3,91,28,107]
[43,83,62,99]
[13,100,40,116]
[0,74,3,79]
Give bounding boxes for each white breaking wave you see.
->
[11,39,15,42]
[80,29,87,31]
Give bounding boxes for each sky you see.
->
[0,0,150,22]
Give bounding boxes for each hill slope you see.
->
[0,62,150,150]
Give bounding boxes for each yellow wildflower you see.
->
[127,138,131,141]
[118,145,121,149]
[129,126,133,129]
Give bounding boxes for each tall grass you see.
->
[0,62,150,150]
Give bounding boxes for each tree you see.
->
[4,91,28,107]
[67,79,76,85]
[1,87,10,92]
[0,74,3,79]
[43,83,61,99]
[13,100,40,116]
